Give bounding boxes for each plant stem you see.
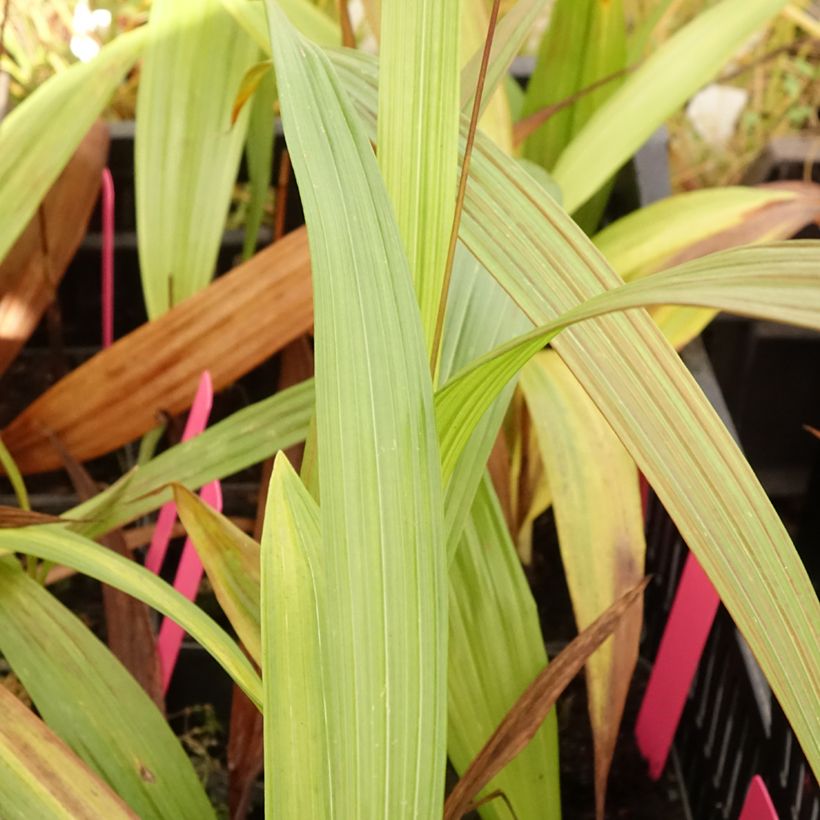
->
[429,0,502,379]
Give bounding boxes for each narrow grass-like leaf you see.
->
[444,579,649,820]
[448,477,560,820]
[266,5,447,816]
[1,230,313,474]
[521,0,626,230]
[521,351,644,819]
[221,0,340,50]
[0,528,262,708]
[0,437,28,512]
[242,67,277,260]
[552,0,792,212]
[261,453,330,818]
[0,122,108,377]
[436,242,820,480]
[378,0,460,351]
[460,0,549,119]
[173,484,262,664]
[0,558,214,819]
[65,380,314,540]
[136,0,257,316]
[0,27,145,264]
[0,681,137,820]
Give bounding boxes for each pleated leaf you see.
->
[552,0,792,212]
[261,454,330,818]
[331,55,820,767]
[521,352,644,819]
[378,0,460,351]
[0,28,145,264]
[136,0,258,317]
[0,559,215,819]
[266,5,447,816]
[0,528,261,708]
[0,681,137,820]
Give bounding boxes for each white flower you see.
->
[70,1,113,63]
[685,84,749,148]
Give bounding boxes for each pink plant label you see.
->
[738,776,778,820]
[142,371,221,692]
[144,373,215,574]
[100,168,115,349]
[635,552,720,778]
[157,479,223,692]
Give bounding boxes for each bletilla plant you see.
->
[0,0,818,818]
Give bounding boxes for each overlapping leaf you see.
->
[266,5,447,815]
[136,0,258,316]
[0,558,214,818]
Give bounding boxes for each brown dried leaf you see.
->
[0,507,65,527]
[443,577,649,820]
[2,228,313,474]
[0,122,108,377]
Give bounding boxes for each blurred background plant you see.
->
[0,0,148,117]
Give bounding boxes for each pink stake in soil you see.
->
[157,479,222,692]
[635,552,720,778]
[144,373,215,574]
[142,371,221,692]
[100,168,115,349]
[738,776,778,820]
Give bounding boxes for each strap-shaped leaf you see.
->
[266,4,447,816]
[261,454,330,818]
[378,0,460,350]
[552,0,791,211]
[0,559,214,819]
[0,529,261,708]
[0,28,145,264]
[136,0,257,316]
[327,52,820,770]
[66,379,313,540]
[449,477,560,820]
[0,682,137,820]
[521,352,644,819]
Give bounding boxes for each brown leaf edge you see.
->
[443,577,650,820]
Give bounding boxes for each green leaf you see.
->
[448,477,560,820]
[221,0,340,50]
[521,0,626,173]
[0,529,262,708]
[521,352,644,818]
[261,454,330,818]
[266,4,447,816]
[330,54,819,767]
[552,0,792,212]
[593,185,811,281]
[0,28,146,264]
[378,0,460,352]
[172,484,262,664]
[136,0,258,316]
[0,680,137,820]
[242,67,277,260]
[0,558,215,818]
[68,380,314,540]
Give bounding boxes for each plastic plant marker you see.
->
[144,371,215,574]
[158,479,223,692]
[635,552,720,778]
[738,775,778,820]
[101,167,115,349]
